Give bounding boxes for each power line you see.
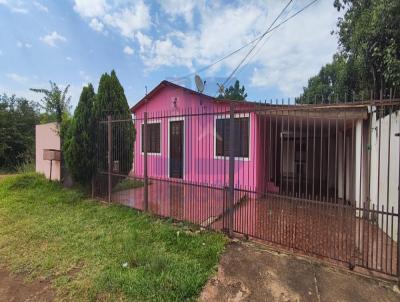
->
[220,0,293,90]
[173,2,292,83]
[172,0,320,92]
[223,0,320,89]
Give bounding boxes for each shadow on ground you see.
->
[200,241,400,302]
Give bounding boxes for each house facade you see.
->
[130,81,399,225]
[130,81,269,192]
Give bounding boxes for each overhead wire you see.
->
[172,1,292,83]
[220,0,294,91]
[171,0,320,96]
[222,0,320,90]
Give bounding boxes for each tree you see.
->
[93,70,134,175]
[300,54,364,103]
[219,80,248,101]
[301,0,400,101]
[30,81,71,123]
[63,84,96,185]
[0,94,39,170]
[334,0,400,96]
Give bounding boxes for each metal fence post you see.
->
[143,112,148,212]
[396,131,400,284]
[228,104,235,237]
[107,115,112,203]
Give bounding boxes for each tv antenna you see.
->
[195,74,205,93]
[217,83,225,95]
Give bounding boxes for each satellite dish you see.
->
[195,74,204,93]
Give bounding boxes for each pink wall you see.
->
[35,122,61,181]
[132,86,266,192]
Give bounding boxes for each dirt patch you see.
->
[0,267,54,302]
[200,240,400,302]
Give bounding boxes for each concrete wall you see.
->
[370,110,400,241]
[35,122,61,181]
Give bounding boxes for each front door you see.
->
[170,120,184,178]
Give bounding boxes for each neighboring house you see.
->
[130,81,399,238]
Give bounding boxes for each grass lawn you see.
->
[0,173,227,301]
[112,178,144,193]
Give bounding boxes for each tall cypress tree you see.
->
[64,84,96,185]
[93,70,134,176]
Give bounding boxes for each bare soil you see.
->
[200,240,400,302]
[0,268,54,302]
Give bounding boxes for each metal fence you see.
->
[94,97,400,279]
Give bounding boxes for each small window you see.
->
[215,116,249,158]
[142,123,161,154]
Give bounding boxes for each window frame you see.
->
[214,113,251,161]
[141,120,162,156]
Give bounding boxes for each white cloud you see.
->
[17,41,32,48]
[135,0,340,96]
[123,46,134,55]
[66,56,72,61]
[158,0,197,25]
[138,1,267,71]
[136,31,152,52]
[103,2,151,38]
[248,1,340,96]
[33,1,48,12]
[73,0,107,18]
[0,50,3,55]
[74,0,150,39]
[0,0,28,13]
[71,0,341,97]
[89,18,104,32]
[40,31,67,47]
[6,73,28,83]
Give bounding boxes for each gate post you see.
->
[396,131,400,285]
[143,112,148,212]
[228,104,235,237]
[107,115,112,203]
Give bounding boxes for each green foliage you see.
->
[218,80,248,101]
[301,54,364,102]
[0,94,39,171]
[301,0,400,102]
[15,160,35,174]
[64,84,96,185]
[93,70,134,175]
[0,173,227,301]
[30,81,71,123]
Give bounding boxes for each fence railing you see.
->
[95,98,400,279]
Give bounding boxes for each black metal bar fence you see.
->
[94,96,400,280]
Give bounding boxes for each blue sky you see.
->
[0,0,341,109]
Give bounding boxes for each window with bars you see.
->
[142,123,161,154]
[215,116,249,158]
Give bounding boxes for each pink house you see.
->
[130,80,278,194]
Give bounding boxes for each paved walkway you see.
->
[200,241,400,302]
